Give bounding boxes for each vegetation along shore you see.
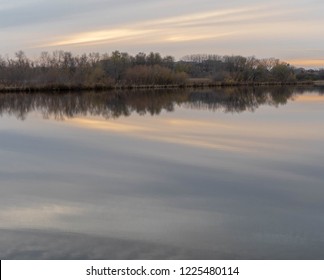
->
[0,51,323,93]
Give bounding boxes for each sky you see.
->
[0,0,324,68]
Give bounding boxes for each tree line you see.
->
[0,50,323,91]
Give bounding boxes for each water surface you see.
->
[0,87,324,259]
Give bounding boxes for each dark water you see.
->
[0,87,324,259]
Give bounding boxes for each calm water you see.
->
[0,87,324,259]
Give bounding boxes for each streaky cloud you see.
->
[41,6,262,47]
[44,29,155,47]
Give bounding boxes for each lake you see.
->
[0,86,324,259]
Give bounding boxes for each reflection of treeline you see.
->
[293,85,324,95]
[0,87,307,120]
[185,87,296,113]
[0,51,318,91]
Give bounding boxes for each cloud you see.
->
[38,2,324,55]
[45,29,155,47]
[41,6,261,47]
[286,59,324,68]
[1,0,324,67]
[165,33,234,42]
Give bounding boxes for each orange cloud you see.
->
[286,59,324,68]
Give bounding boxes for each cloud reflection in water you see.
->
[1,87,324,259]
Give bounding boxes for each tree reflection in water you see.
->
[0,86,320,121]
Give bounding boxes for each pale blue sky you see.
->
[0,0,324,67]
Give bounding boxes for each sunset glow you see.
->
[1,0,323,68]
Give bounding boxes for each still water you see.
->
[0,87,324,259]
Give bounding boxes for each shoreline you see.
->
[0,81,317,93]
